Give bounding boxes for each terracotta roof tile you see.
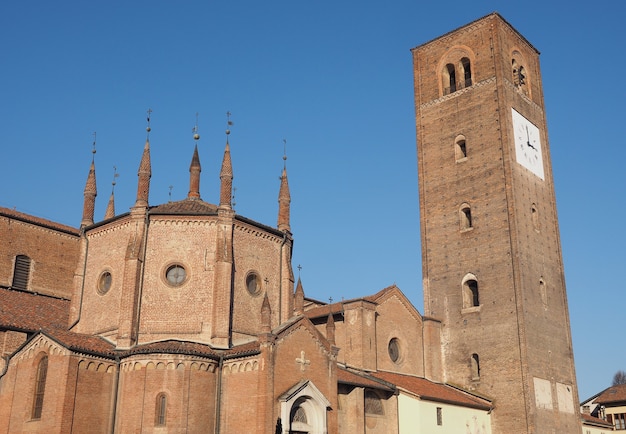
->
[372,371,492,410]
[46,328,117,357]
[0,288,70,332]
[150,199,217,215]
[0,206,79,235]
[595,383,626,405]
[581,412,613,427]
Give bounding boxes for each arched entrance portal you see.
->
[279,380,330,434]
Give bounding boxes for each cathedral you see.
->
[0,13,587,433]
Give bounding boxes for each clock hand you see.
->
[525,125,535,150]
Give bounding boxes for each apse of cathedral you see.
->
[0,13,585,433]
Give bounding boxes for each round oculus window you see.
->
[166,264,187,286]
[246,272,262,295]
[97,271,112,295]
[388,338,400,363]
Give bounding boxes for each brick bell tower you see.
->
[412,13,580,433]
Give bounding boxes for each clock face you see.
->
[512,108,544,180]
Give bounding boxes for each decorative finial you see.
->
[169,185,173,202]
[146,108,152,139]
[329,296,333,304]
[111,166,119,193]
[92,132,97,160]
[193,112,200,141]
[282,138,287,168]
[232,186,237,208]
[225,111,233,137]
[297,264,302,278]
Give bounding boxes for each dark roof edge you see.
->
[410,12,539,55]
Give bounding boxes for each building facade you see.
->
[0,13,581,433]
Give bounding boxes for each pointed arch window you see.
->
[12,255,31,290]
[471,353,480,380]
[455,135,467,161]
[459,203,472,231]
[155,393,167,426]
[32,355,48,419]
[443,63,456,95]
[460,57,472,88]
[462,274,480,309]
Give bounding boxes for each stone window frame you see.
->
[461,273,481,313]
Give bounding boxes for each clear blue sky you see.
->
[1,1,623,400]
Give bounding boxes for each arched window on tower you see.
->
[155,393,167,426]
[462,275,480,309]
[455,135,467,161]
[459,203,472,231]
[12,255,31,291]
[32,355,48,420]
[443,63,456,95]
[471,353,480,380]
[512,55,528,95]
[460,57,472,88]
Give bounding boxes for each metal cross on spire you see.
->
[146,108,152,139]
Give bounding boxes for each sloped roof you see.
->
[595,383,626,405]
[0,206,79,235]
[150,199,218,215]
[372,371,492,411]
[581,412,614,428]
[337,368,394,392]
[0,287,70,332]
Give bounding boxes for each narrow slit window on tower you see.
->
[463,277,480,308]
[156,393,167,426]
[471,353,480,380]
[436,407,443,425]
[459,203,472,230]
[455,135,467,161]
[12,255,31,290]
[443,63,456,95]
[531,203,539,231]
[461,57,472,88]
[32,355,48,420]
[539,278,547,309]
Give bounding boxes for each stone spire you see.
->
[80,136,97,228]
[188,145,202,200]
[188,116,202,200]
[103,166,118,220]
[277,140,291,232]
[294,277,304,315]
[261,292,271,333]
[134,110,152,209]
[219,113,233,209]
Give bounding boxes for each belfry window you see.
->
[443,63,456,95]
[32,356,48,420]
[12,255,31,290]
[512,55,529,95]
[460,57,472,88]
